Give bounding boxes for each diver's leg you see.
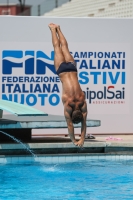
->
[56,25,75,64]
[48,23,65,70]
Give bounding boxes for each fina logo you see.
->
[2,50,56,75]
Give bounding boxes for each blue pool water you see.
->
[0,159,133,200]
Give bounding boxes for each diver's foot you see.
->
[48,23,56,31]
[54,24,60,30]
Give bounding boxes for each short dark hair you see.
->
[72,110,83,124]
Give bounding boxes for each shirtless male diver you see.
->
[48,23,87,147]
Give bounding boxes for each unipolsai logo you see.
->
[2,50,56,75]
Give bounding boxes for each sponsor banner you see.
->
[0,42,130,115]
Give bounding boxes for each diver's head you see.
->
[72,109,83,124]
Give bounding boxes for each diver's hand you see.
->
[74,139,84,147]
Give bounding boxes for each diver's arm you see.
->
[64,106,77,144]
[81,112,87,141]
[75,101,87,147]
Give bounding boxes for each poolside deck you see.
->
[0,134,133,155]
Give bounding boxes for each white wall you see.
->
[0,16,132,134]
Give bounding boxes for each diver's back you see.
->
[60,72,83,97]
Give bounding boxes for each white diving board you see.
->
[0,100,101,141]
[0,99,48,116]
[0,115,101,129]
[0,99,101,129]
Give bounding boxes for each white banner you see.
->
[0,42,130,115]
[0,16,133,134]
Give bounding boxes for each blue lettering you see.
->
[108,72,120,84]
[122,72,125,84]
[88,52,93,58]
[112,60,120,69]
[34,84,41,93]
[43,84,50,92]
[19,77,23,82]
[80,52,87,58]
[55,77,60,82]
[49,94,60,106]
[90,72,101,84]
[111,52,117,58]
[36,51,56,75]
[122,60,125,69]
[14,94,19,102]
[22,84,29,93]
[79,60,88,69]
[104,52,110,58]
[30,77,35,82]
[13,84,21,93]
[52,84,59,93]
[2,77,6,82]
[117,52,122,58]
[2,50,23,74]
[103,72,106,84]
[79,72,89,84]
[26,94,37,106]
[6,84,13,93]
[98,60,101,69]
[38,94,48,106]
[2,94,12,101]
[103,72,107,84]
[90,60,96,69]
[44,77,49,82]
[74,52,79,58]
[20,94,24,104]
[25,51,34,74]
[13,77,18,82]
[98,52,103,58]
[7,77,12,82]
[30,84,33,92]
[102,60,110,69]
[2,84,5,93]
